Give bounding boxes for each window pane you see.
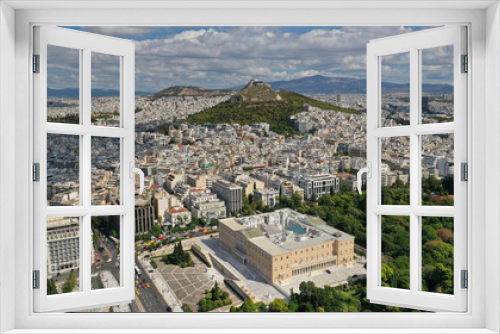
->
[47,133,80,206]
[380,52,410,127]
[381,215,410,290]
[91,216,121,290]
[91,52,121,127]
[47,216,80,295]
[421,217,454,294]
[421,45,454,124]
[91,137,121,205]
[421,134,454,206]
[47,45,80,124]
[381,137,410,205]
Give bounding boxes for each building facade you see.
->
[212,179,243,215]
[165,206,192,226]
[294,172,339,199]
[188,188,226,220]
[47,217,80,275]
[219,209,355,283]
[135,206,156,234]
[254,187,279,208]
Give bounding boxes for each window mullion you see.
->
[81,48,92,294]
[409,47,420,294]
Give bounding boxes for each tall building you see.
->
[219,209,355,283]
[135,206,156,234]
[47,217,80,275]
[212,179,243,215]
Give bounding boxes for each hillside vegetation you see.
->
[186,89,362,134]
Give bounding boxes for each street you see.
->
[134,256,170,312]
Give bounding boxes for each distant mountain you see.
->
[187,80,361,135]
[154,86,234,98]
[48,88,150,98]
[267,75,453,95]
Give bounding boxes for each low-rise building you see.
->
[165,206,192,226]
[166,173,186,192]
[219,209,355,283]
[254,187,279,208]
[187,188,226,220]
[294,171,339,199]
[187,174,207,188]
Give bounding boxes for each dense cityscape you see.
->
[45,78,455,313]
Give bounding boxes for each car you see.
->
[326,269,331,274]
[141,283,145,289]
[353,274,358,278]
[135,288,140,296]
[135,280,138,285]
[106,258,112,263]
[146,283,150,288]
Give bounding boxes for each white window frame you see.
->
[366,26,467,312]
[33,26,136,312]
[1,1,499,334]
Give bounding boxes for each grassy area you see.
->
[187,90,361,128]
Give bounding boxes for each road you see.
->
[135,256,169,312]
[92,229,143,312]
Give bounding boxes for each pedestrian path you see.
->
[139,255,184,312]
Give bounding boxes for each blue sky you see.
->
[49,26,451,92]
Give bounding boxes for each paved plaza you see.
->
[156,251,242,312]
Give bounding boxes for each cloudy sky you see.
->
[48,26,451,93]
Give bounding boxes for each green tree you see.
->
[62,271,77,294]
[268,298,289,312]
[47,278,58,295]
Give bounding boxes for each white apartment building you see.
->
[47,217,80,275]
[294,171,339,199]
[165,206,192,226]
[254,187,280,208]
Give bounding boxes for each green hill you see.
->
[186,87,362,136]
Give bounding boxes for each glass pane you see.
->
[47,133,80,206]
[381,136,410,205]
[47,216,80,295]
[421,45,454,124]
[421,134,454,206]
[47,45,80,124]
[381,215,410,290]
[91,52,121,127]
[91,216,121,290]
[91,137,121,205]
[380,52,410,127]
[421,217,454,294]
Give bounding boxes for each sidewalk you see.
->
[138,254,184,312]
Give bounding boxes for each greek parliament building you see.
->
[219,208,354,283]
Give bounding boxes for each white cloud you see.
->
[53,26,447,92]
